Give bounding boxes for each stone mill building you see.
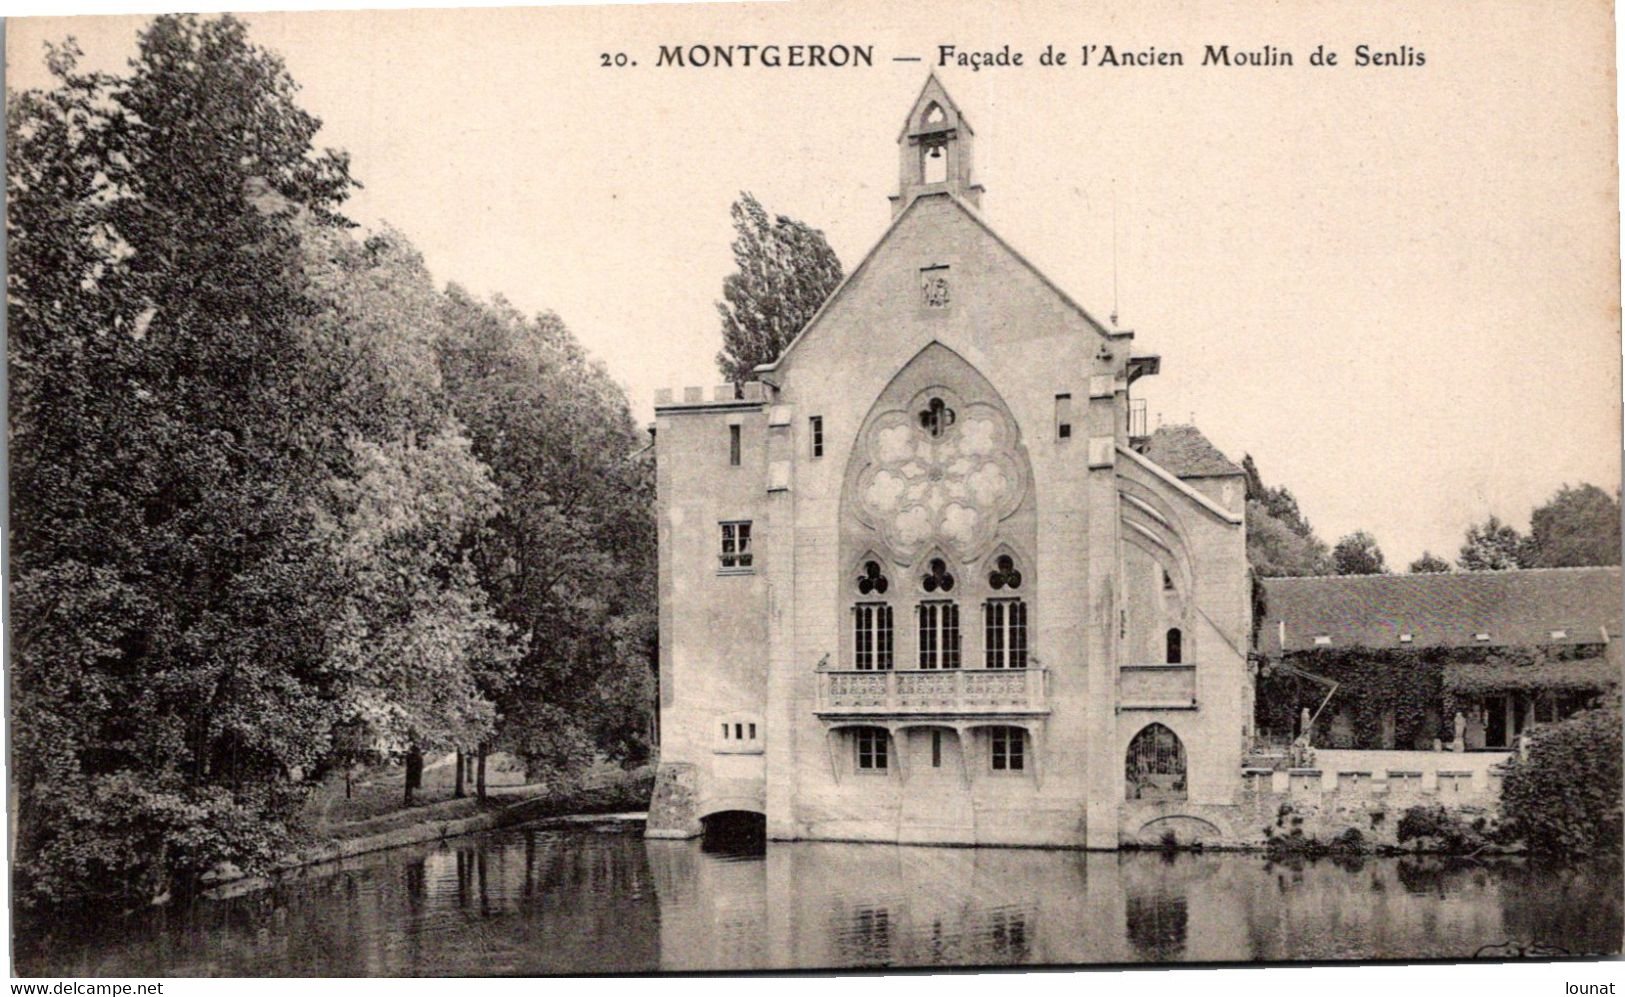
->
[646,77,1254,848]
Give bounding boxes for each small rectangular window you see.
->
[721,723,729,739]
[855,728,888,771]
[931,730,942,768]
[719,521,754,571]
[1055,393,1072,440]
[991,727,1025,772]
[734,723,743,740]
[810,416,824,458]
[728,424,741,466]
[748,723,757,740]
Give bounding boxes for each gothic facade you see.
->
[647,78,1253,848]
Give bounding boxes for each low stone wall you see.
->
[1120,750,1514,849]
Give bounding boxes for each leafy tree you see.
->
[437,290,657,779]
[1457,514,1531,571]
[1240,455,1332,577]
[1332,530,1388,575]
[1501,703,1623,856]
[297,221,524,784]
[317,429,518,768]
[1242,454,1320,541]
[1407,551,1452,574]
[8,15,358,910]
[714,192,843,385]
[1526,483,1621,568]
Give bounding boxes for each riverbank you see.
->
[201,767,655,900]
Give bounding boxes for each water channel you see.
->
[18,820,1621,975]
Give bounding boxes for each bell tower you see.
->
[891,75,984,215]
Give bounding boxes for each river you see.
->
[17,820,1621,975]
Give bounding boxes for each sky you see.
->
[8,0,1621,567]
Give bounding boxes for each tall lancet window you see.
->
[853,560,894,671]
[984,554,1028,669]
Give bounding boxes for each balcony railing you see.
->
[817,667,1050,717]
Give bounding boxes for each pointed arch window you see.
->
[984,554,1028,669]
[853,560,894,671]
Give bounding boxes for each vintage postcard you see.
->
[5,0,1621,979]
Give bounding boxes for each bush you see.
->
[1397,803,1483,853]
[1331,827,1366,852]
[1500,703,1623,856]
[1265,828,1328,858]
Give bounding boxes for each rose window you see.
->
[851,387,1026,563]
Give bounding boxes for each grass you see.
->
[296,753,651,844]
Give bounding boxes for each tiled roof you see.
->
[1259,566,1623,654]
[1141,424,1244,479]
[1443,655,1618,693]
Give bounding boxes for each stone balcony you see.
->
[816,667,1051,718]
[1118,663,1197,710]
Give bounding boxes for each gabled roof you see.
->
[1141,424,1244,479]
[898,73,972,141]
[755,191,1125,376]
[1259,566,1624,655]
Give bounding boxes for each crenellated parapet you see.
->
[655,381,768,410]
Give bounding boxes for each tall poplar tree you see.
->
[714,192,843,385]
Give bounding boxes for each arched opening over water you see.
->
[700,810,766,855]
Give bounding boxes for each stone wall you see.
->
[1119,749,1513,849]
[646,761,700,839]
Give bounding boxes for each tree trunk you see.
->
[476,744,487,801]
[454,749,465,799]
[404,746,423,806]
[345,766,353,800]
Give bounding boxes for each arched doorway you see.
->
[1126,724,1187,801]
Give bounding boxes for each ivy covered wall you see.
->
[1255,645,1611,750]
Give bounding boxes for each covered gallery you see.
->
[1255,566,1620,752]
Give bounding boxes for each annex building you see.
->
[1256,566,1621,753]
[645,78,1254,848]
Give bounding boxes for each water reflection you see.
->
[16,824,1620,976]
